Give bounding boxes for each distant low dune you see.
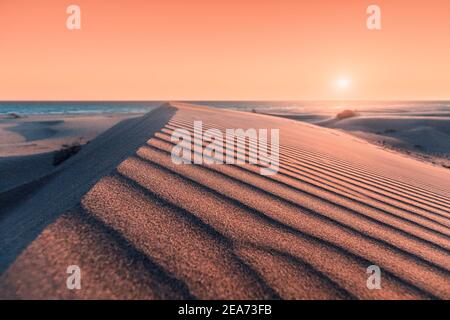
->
[0,113,142,157]
[1,103,449,300]
[323,115,450,166]
[0,113,142,193]
[265,109,450,168]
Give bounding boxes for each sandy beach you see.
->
[0,113,142,193]
[260,105,450,169]
[0,102,449,299]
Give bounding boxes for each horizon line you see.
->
[1,99,450,103]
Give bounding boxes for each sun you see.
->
[336,77,350,89]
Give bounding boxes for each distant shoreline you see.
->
[0,102,162,116]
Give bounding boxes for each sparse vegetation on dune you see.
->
[336,109,359,120]
[53,142,83,166]
[1,112,23,119]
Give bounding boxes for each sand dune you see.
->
[323,115,450,160]
[0,113,143,193]
[1,102,449,299]
[0,114,141,157]
[263,110,450,168]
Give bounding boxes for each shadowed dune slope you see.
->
[1,102,449,299]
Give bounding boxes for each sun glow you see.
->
[336,77,350,90]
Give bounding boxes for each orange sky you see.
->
[0,0,449,100]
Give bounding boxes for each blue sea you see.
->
[1,101,449,116]
[0,102,164,115]
[191,101,450,115]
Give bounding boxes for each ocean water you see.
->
[0,102,163,115]
[1,101,450,116]
[190,101,450,116]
